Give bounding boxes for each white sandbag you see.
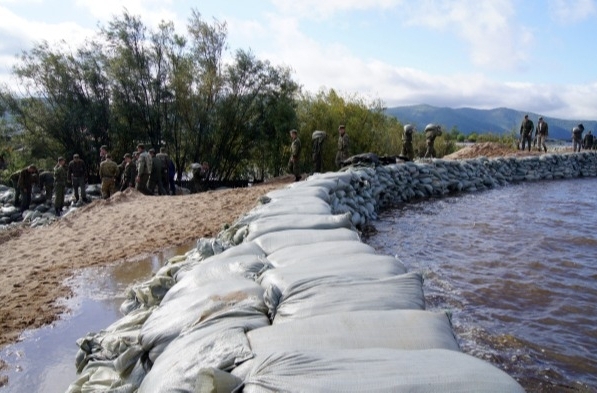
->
[247,197,332,219]
[245,213,352,242]
[258,253,406,297]
[265,187,330,203]
[248,310,459,353]
[241,349,525,393]
[254,228,360,255]
[266,240,376,267]
[169,255,271,300]
[138,328,250,393]
[139,278,267,362]
[271,273,425,323]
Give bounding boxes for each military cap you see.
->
[100,145,108,150]
[73,153,80,158]
[338,125,345,130]
[289,129,298,134]
[58,156,65,161]
[137,143,145,149]
[123,153,132,159]
[149,148,155,153]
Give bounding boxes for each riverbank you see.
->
[0,177,293,350]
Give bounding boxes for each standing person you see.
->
[68,154,88,203]
[99,145,108,163]
[17,165,37,212]
[424,124,442,158]
[572,124,584,152]
[53,157,67,216]
[536,117,549,153]
[156,147,171,195]
[38,170,54,204]
[335,125,349,168]
[148,148,166,195]
[99,154,119,199]
[401,124,415,160]
[120,153,136,191]
[168,157,176,195]
[583,130,594,150]
[311,130,327,174]
[519,114,534,151]
[288,129,302,182]
[135,144,152,195]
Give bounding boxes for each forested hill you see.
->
[385,104,597,140]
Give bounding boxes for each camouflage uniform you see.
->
[401,124,415,160]
[519,116,534,151]
[335,129,350,168]
[38,171,54,204]
[68,157,88,202]
[136,150,152,195]
[424,124,442,158]
[9,171,21,206]
[121,158,136,192]
[17,167,37,212]
[288,130,302,181]
[53,162,67,215]
[99,158,119,199]
[148,153,166,195]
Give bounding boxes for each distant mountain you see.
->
[384,104,597,140]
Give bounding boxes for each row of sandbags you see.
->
[67,153,597,391]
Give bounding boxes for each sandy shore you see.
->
[0,177,293,350]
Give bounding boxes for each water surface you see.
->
[367,177,597,392]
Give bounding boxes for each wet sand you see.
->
[0,177,293,351]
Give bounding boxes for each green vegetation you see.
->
[0,9,464,185]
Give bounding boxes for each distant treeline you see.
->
[0,9,459,183]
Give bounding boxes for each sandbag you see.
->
[265,186,330,203]
[258,253,406,297]
[266,240,376,267]
[248,310,459,353]
[247,197,332,219]
[139,278,267,362]
[245,213,352,242]
[240,349,525,393]
[270,273,425,323]
[254,228,360,255]
[138,327,251,393]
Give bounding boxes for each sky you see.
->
[1,0,597,120]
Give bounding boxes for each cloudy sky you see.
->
[1,0,596,119]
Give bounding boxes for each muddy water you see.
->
[0,243,193,393]
[366,177,597,393]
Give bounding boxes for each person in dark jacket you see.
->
[68,154,88,203]
[17,165,38,212]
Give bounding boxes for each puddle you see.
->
[0,242,195,393]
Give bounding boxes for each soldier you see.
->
[38,170,54,204]
[156,147,171,195]
[335,125,349,168]
[148,148,166,195]
[519,114,534,151]
[17,164,37,212]
[120,153,136,191]
[135,144,152,195]
[68,153,89,203]
[288,129,302,182]
[424,124,442,158]
[583,130,594,150]
[536,117,548,153]
[312,130,327,174]
[572,124,584,152]
[401,124,415,160]
[167,155,176,195]
[9,170,21,206]
[99,145,108,163]
[99,153,119,199]
[53,157,67,216]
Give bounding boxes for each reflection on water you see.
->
[0,243,193,393]
[367,177,597,392]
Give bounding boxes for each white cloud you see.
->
[548,0,597,23]
[270,0,400,19]
[74,0,178,28]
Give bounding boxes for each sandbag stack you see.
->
[65,151,597,392]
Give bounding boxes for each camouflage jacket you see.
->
[54,165,67,186]
[99,159,119,179]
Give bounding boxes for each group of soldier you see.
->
[9,144,181,216]
[288,122,443,181]
[520,114,596,153]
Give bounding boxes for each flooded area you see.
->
[367,177,597,392]
[0,243,193,393]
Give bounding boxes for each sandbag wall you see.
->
[66,152,597,392]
